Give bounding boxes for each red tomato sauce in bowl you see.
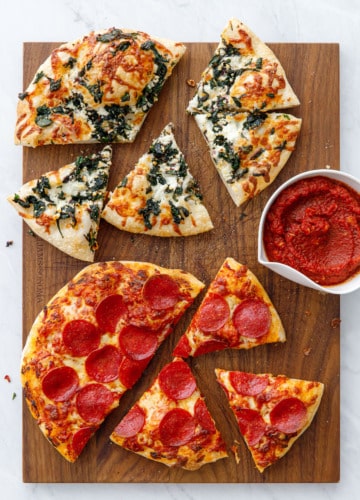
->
[263,175,360,286]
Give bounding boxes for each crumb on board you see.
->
[303,347,312,356]
[331,317,341,329]
[231,442,242,464]
[186,78,196,87]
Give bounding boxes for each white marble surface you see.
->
[1,0,359,498]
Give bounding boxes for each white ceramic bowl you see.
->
[258,169,360,295]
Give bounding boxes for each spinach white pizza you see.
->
[194,111,302,207]
[15,28,186,147]
[7,147,111,261]
[188,19,301,206]
[102,123,213,236]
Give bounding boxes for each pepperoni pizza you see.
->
[216,369,324,472]
[173,257,286,357]
[110,358,228,470]
[21,261,204,462]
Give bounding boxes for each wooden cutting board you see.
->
[21,41,340,483]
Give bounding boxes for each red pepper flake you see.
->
[4,374,11,383]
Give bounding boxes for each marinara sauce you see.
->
[263,175,360,285]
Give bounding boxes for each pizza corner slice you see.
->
[194,110,302,207]
[173,257,286,358]
[15,28,186,147]
[187,18,300,115]
[7,146,112,262]
[215,369,324,472]
[21,261,205,462]
[101,123,214,236]
[110,357,228,470]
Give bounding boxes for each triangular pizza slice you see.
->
[187,18,300,115]
[173,257,286,358]
[15,28,186,147]
[215,369,324,472]
[102,123,214,236]
[21,261,204,462]
[193,111,302,206]
[110,357,228,470]
[7,146,112,261]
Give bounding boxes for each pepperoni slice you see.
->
[172,335,191,358]
[159,360,196,401]
[42,366,79,402]
[235,408,266,446]
[118,356,150,389]
[232,298,271,339]
[119,325,158,361]
[72,427,95,456]
[142,274,180,310]
[197,294,230,333]
[85,345,121,383]
[193,339,228,357]
[113,404,146,438]
[270,397,307,434]
[95,294,127,333]
[229,371,269,396]
[159,408,196,447]
[62,320,100,357]
[194,398,216,432]
[76,383,114,423]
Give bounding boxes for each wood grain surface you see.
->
[21,41,340,483]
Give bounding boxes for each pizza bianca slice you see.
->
[101,123,214,236]
[194,110,302,207]
[7,146,112,262]
[173,257,286,358]
[215,369,324,472]
[21,261,204,462]
[110,357,228,470]
[187,18,300,115]
[15,28,186,147]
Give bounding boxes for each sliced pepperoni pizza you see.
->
[110,358,228,470]
[173,257,286,358]
[215,369,324,472]
[101,123,213,236]
[21,261,204,462]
